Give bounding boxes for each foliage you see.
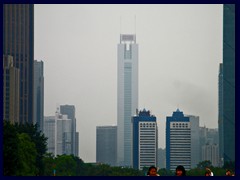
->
[15,133,38,175]
[15,122,48,175]
[3,120,47,176]
[158,168,174,176]
[196,160,212,169]
[3,121,19,175]
[42,153,55,176]
[4,120,235,176]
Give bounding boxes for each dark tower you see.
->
[3,4,34,124]
[222,4,235,164]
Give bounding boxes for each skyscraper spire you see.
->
[134,15,136,42]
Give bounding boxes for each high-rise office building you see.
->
[44,116,56,155]
[3,55,20,124]
[202,143,219,167]
[75,132,79,157]
[34,60,44,132]
[166,109,191,171]
[186,115,200,169]
[96,126,117,166]
[222,4,235,164]
[132,109,158,170]
[158,148,166,169]
[3,4,34,124]
[60,105,78,156]
[55,109,72,156]
[199,126,219,164]
[117,34,138,166]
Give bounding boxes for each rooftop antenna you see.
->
[134,15,136,34]
[120,16,122,34]
[120,16,122,43]
[134,15,136,42]
[177,104,180,111]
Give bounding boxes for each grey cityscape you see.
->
[3,4,235,176]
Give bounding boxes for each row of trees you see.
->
[3,121,144,176]
[3,120,235,176]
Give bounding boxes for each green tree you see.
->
[15,122,47,175]
[73,156,86,176]
[42,153,55,176]
[15,133,38,175]
[197,160,212,169]
[54,154,78,176]
[3,121,19,175]
[158,168,174,176]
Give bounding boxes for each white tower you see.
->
[117,34,138,166]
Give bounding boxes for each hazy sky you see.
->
[34,4,223,162]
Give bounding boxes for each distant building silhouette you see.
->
[60,105,78,156]
[202,143,219,167]
[44,116,56,155]
[34,60,44,132]
[132,109,158,170]
[96,126,117,166]
[55,109,72,156]
[158,148,166,169]
[117,34,138,166]
[199,127,219,166]
[44,106,79,157]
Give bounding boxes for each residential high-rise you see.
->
[222,4,235,164]
[96,126,117,166]
[60,105,78,156]
[34,60,44,132]
[3,4,34,124]
[3,55,20,124]
[166,109,191,171]
[132,109,158,170]
[117,34,138,166]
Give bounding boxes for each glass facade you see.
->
[222,4,235,163]
[117,34,138,166]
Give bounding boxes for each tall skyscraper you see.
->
[117,34,138,166]
[34,60,44,132]
[222,4,235,164]
[3,55,20,124]
[96,126,117,166]
[132,109,158,170]
[166,109,191,171]
[3,4,34,124]
[60,105,78,156]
